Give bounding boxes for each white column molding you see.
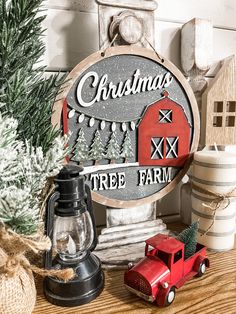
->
[181,18,213,109]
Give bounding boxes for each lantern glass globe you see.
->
[53,211,94,262]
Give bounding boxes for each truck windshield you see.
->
[156,250,170,266]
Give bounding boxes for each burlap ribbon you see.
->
[0,224,74,281]
[192,183,236,235]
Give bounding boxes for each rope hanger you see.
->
[101,32,165,64]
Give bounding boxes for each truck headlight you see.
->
[162,282,168,289]
[128,262,134,269]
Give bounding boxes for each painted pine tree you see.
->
[73,128,88,164]
[106,132,120,163]
[177,221,199,259]
[121,131,134,162]
[89,130,104,165]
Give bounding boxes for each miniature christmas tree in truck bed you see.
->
[177,221,199,259]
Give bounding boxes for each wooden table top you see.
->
[33,227,236,314]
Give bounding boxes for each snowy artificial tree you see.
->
[89,130,104,165]
[0,114,65,235]
[0,0,66,236]
[0,113,67,313]
[0,2,69,311]
[106,132,120,163]
[121,131,134,163]
[73,128,89,164]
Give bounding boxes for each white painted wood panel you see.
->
[44,0,97,13]
[157,0,236,30]
[156,21,236,77]
[45,0,236,30]
[43,10,236,78]
[42,9,99,71]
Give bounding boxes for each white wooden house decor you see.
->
[201,55,236,146]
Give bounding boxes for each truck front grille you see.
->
[126,272,151,295]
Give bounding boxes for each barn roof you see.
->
[137,91,191,127]
[145,233,183,253]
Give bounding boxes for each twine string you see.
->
[101,33,119,57]
[40,183,55,220]
[100,32,164,64]
[141,36,164,63]
[0,225,74,281]
[192,183,236,235]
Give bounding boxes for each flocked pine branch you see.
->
[0,114,66,235]
[0,0,65,153]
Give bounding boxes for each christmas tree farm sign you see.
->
[53,46,199,207]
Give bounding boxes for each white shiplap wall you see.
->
[44,0,236,224]
[43,0,236,76]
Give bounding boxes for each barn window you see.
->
[159,110,172,123]
[166,137,179,159]
[151,137,164,159]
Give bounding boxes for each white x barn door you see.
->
[151,136,179,160]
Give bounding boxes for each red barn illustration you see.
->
[138,91,190,167]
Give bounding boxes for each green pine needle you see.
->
[177,221,199,259]
[0,0,65,153]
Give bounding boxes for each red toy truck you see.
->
[124,233,209,307]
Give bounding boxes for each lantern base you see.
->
[44,252,104,307]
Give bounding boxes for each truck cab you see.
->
[124,233,209,307]
[145,234,185,284]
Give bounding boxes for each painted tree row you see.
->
[73,128,134,165]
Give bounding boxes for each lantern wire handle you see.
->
[44,191,60,269]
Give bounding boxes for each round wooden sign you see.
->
[53,46,199,208]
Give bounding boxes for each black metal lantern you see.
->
[44,165,104,307]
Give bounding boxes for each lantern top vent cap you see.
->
[58,165,84,180]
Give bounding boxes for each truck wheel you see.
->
[165,287,175,306]
[197,261,206,277]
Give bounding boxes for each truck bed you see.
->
[174,243,206,289]
[183,243,206,277]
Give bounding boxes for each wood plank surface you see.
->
[33,223,236,314]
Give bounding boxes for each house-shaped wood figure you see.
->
[201,55,236,146]
[138,91,190,167]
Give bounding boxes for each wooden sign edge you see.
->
[52,46,200,208]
